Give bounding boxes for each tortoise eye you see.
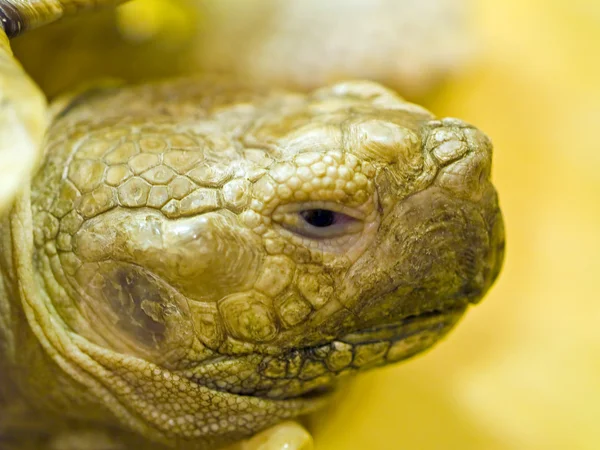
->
[275,207,363,240]
[300,209,336,228]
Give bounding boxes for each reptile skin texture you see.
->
[0,76,504,449]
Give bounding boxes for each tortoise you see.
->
[0,1,505,449]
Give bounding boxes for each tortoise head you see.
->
[27,78,503,441]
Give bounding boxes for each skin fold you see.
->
[0,1,504,449]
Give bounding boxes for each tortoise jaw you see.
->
[183,307,466,401]
[338,306,466,346]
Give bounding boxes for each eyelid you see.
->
[272,202,365,240]
[273,201,366,222]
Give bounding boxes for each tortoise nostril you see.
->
[433,152,492,201]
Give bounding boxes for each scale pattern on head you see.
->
[24,77,503,443]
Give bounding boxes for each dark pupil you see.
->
[301,209,336,227]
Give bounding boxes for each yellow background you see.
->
[12,0,600,448]
[311,1,600,449]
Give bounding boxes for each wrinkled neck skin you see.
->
[0,78,504,449]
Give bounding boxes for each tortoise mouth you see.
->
[336,306,466,345]
[183,307,466,401]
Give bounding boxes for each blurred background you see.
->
[12,0,600,448]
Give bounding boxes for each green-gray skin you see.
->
[0,77,504,449]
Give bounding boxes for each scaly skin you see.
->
[0,77,504,449]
